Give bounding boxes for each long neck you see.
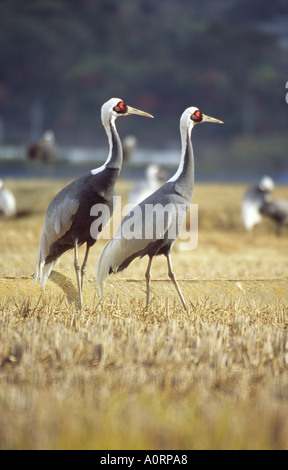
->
[104,116,123,170]
[91,116,123,176]
[169,126,194,200]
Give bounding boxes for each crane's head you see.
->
[181,106,223,130]
[101,98,154,127]
[258,176,274,193]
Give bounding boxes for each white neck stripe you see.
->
[91,116,117,175]
[168,125,193,183]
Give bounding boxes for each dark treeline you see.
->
[0,0,288,153]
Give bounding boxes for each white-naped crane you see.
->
[122,134,138,162]
[27,130,57,164]
[34,98,153,309]
[242,176,275,231]
[260,198,288,235]
[95,106,223,310]
[242,176,288,236]
[0,179,17,217]
[128,163,161,208]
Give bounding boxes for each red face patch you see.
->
[114,101,127,114]
[192,110,202,122]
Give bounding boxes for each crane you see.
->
[242,176,274,231]
[122,134,138,162]
[260,197,288,236]
[128,163,161,208]
[0,179,17,217]
[27,130,57,164]
[95,106,223,309]
[34,98,153,309]
[242,176,288,235]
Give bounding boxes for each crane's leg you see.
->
[74,240,83,310]
[145,256,153,308]
[80,244,91,291]
[166,254,187,310]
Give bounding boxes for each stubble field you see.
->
[1,177,288,450]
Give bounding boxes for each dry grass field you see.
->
[1,177,288,450]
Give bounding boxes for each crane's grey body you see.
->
[116,182,191,273]
[242,176,288,235]
[96,106,223,309]
[261,199,288,235]
[43,167,119,265]
[34,98,153,308]
[116,128,194,268]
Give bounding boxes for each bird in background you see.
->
[242,176,288,235]
[128,163,162,209]
[34,98,153,309]
[95,106,223,310]
[260,190,288,236]
[0,179,17,217]
[27,130,57,164]
[242,176,274,230]
[122,134,138,162]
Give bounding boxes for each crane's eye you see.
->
[113,101,127,114]
[191,110,202,122]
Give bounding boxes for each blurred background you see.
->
[0,0,288,182]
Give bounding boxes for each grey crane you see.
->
[260,198,288,236]
[27,130,57,164]
[34,98,153,309]
[95,106,223,309]
[122,134,138,162]
[242,176,275,231]
[242,176,288,235]
[128,163,161,208]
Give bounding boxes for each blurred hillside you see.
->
[0,0,288,177]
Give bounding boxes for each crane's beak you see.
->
[126,106,154,119]
[202,114,223,124]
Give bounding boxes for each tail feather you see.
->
[95,230,150,297]
[34,228,59,289]
[33,259,43,286]
[95,239,114,297]
[41,262,57,288]
[34,254,57,289]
